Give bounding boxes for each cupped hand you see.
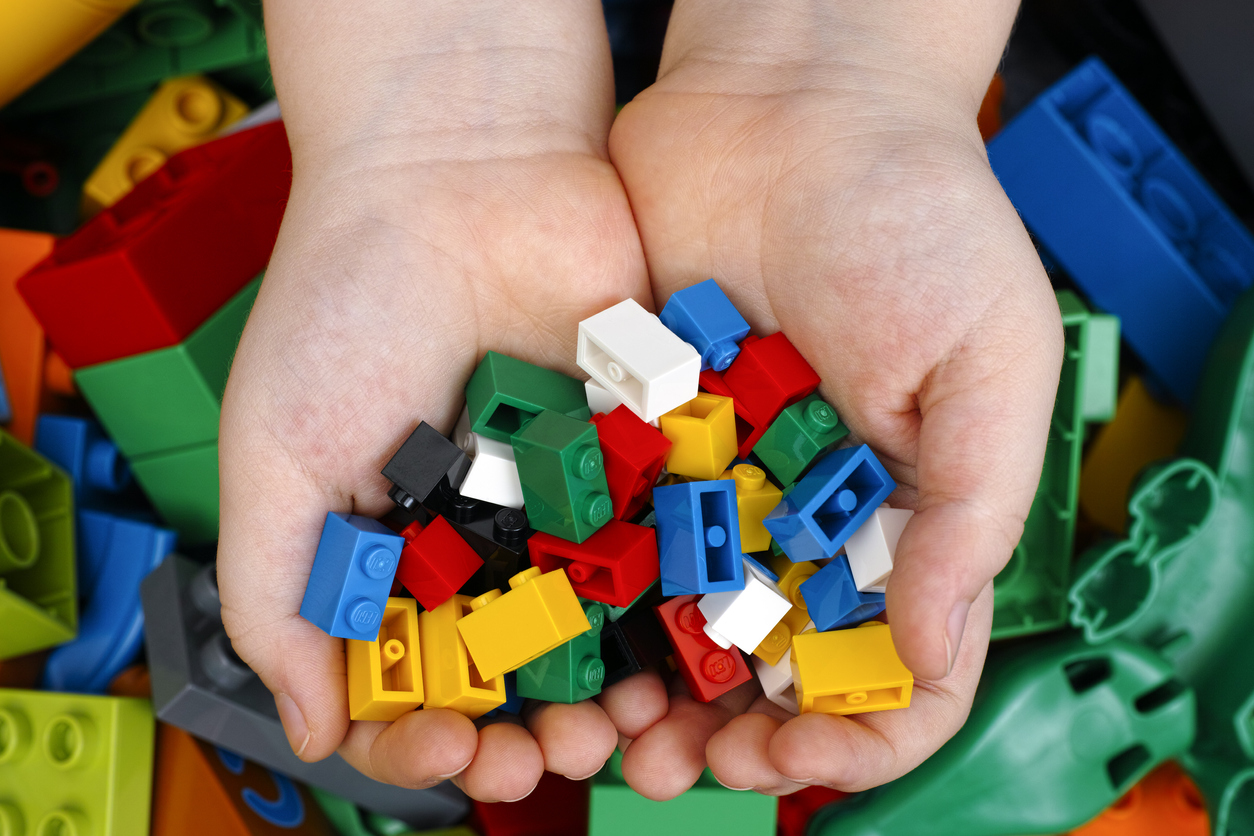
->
[601,0,1063,798]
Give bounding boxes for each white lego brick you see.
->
[844,506,913,593]
[451,406,525,509]
[698,560,792,652]
[577,299,701,424]
[754,645,802,715]
[584,378,661,427]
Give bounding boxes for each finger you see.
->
[596,668,670,739]
[525,699,618,780]
[450,721,546,802]
[706,712,807,795]
[337,709,478,788]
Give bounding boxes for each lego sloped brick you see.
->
[697,559,792,652]
[654,595,752,703]
[791,623,913,716]
[17,121,291,368]
[129,439,220,544]
[465,351,590,444]
[419,594,507,719]
[590,405,671,520]
[753,394,849,486]
[347,598,423,722]
[721,332,820,428]
[0,229,55,444]
[660,393,738,480]
[577,298,701,423]
[719,463,782,553]
[395,516,483,612]
[658,278,751,372]
[844,506,912,594]
[299,513,404,641]
[512,409,613,543]
[798,555,885,632]
[516,599,608,703]
[528,519,659,609]
[655,479,745,596]
[0,687,155,836]
[382,421,471,515]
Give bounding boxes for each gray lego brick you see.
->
[141,553,469,828]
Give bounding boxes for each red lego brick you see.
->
[590,405,671,520]
[17,121,292,369]
[654,595,752,703]
[721,333,821,440]
[395,515,484,611]
[471,770,589,836]
[529,519,660,608]
[699,368,768,459]
[777,785,848,836]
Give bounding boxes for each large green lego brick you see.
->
[74,276,260,459]
[590,751,776,836]
[466,351,591,443]
[0,688,155,836]
[130,440,218,543]
[512,409,612,543]
[0,430,76,659]
[752,393,848,486]
[991,291,1120,640]
[517,600,608,703]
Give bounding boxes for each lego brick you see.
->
[718,462,782,553]
[600,599,671,687]
[456,567,591,681]
[473,770,589,836]
[140,554,470,826]
[655,478,744,596]
[0,229,55,445]
[699,367,767,459]
[33,414,136,513]
[791,623,912,716]
[585,377,631,420]
[697,559,792,652]
[986,56,1254,404]
[310,786,416,836]
[106,663,148,697]
[424,479,533,561]
[347,597,423,722]
[605,578,662,622]
[1064,760,1208,836]
[382,421,471,515]
[129,439,220,544]
[0,0,141,109]
[528,520,659,609]
[590,404,671,520]
[769,553,819,609]
[844,506,912,594]
[17,121,291,368]
[658,278,751,372]
[481,671,522,719]
[577,298,701,423]
[798,555,885,632]
[42,510,176,693]
[659,393,738,481]
[395,516,483,612]
[653,595,752,703]
[0,429,76,659]
[465,351,590,444]
[516,599,608,703]
[453,420,524,510]
[300,512,404,641]
[752,394,848,486]
[721,332,820,428]
[764,445,896,563]
[418,593,507,719]
[73,276,260,459]
[511,409,613,544]
[458,546,522,600]
[754,646,800,715]
[83,74,248,214]
[0,687,154,836]
[751,602,811,667]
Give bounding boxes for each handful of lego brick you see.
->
[299,279,915,722]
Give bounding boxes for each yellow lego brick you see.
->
[82,75,248,215]
[659,394,738,480]
[770,554,819,608]
[752,604,811,667]
[719,463,782,552]
[1079,376,1188,533]
[791,623,913,716]
[456,567,591,681]
[0,0,141,109]
[418,594,506,719]
[347,597,424,722]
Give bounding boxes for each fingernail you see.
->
[502,784,539,803]
[566,762,607,781]
[713,776,753,791]
[275,693,310,758]
[945,602,970,676]
[423,759,474,786]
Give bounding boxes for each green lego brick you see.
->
[752,393,848,486]
[466,351,590,443]
[0,430,76,659]
[991,291,1119,640]
[0,688,155,836]
[511,410,612,543]
[74,276,260,459]
[590,751,776,836]
[517,600,608,703]
[130,440,218,543]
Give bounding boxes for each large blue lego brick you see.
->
[987,56,1254,404]
[798,554,886,632]
[34,414,136,511]
[763,444,895,563]
[659,278,751,372]
[43,510,177,692]
[655,479,745,596]
[299,512,404,640]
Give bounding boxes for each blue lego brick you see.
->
[799,555,886,631]
[987,56,1254,404]
[299,513,404,640]
[658,279,752,372]
[763,445,895,563]
[34,414,136,511]
[655,480,745,596]
[483,672,522,718]
[43,511,176,693]
[743,552,779,583]
[0,362,10,424]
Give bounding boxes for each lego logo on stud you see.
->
[359,545,397,579]
[577,657,606,689]
[583,602,606,636]
[572,446,604,480]
[701,649,737,683]
[581,493,612,526]
[805,400,839,433]
[676,601,707,635]
[347,599,382,634]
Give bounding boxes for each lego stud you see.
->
[709,342,738,373]
[705,524,727,549]
[124,146,169,186]
[819,489,858,518]
[701,649,738,683]
[1085,113,1143,178]
[732,463,767,493]
[509,566,544,590]
[0,707,31,764]
[0,490,39,573]
[493,507,529,545]
[447,490,479,523]
[675,601,707,635]
[359,545,398,580]
[86,437,131,493]
[381,639,406,673]
[189,562,222,619]
[759,622,791,656]
[571,445,604,481]
[42,713,96,770]
[804,400,840,433]
[345,599,383,636]
[470,588,504,611]
[580,493,613,527]
[200,631,255,692]
[583,601,606,637]
[173,82,228,135]
[34,809,91,836]
[576,656,606,690]
[0,802,24,836]
[567,561,600,584]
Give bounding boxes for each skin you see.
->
[220,0,1061,803]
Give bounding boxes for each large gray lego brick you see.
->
[141,554,469,828]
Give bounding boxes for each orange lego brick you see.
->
[0,229,54,444]
[1066,761,1208,836]
[107,664,151,698]
[347,597,423,722]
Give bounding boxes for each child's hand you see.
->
[217,0,647,802]
[601,0,1063,797]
